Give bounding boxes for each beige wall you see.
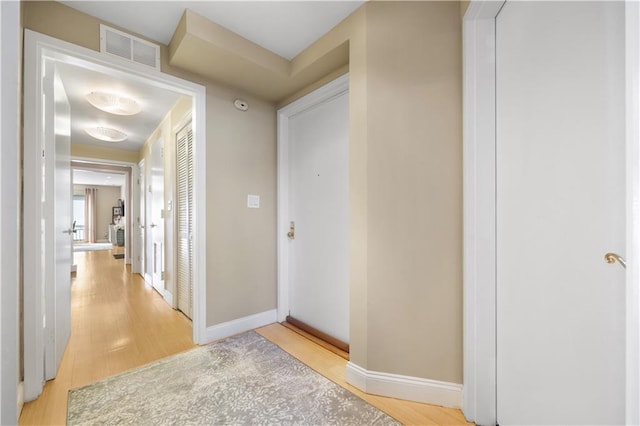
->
[284,2,463,383]
[73,184,122,242]
[364,1,462,383]
[24,1,278,328]
[71,143,139,164]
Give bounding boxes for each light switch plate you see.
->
[247,194,260,208]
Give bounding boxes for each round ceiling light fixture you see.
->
[85,126,128,142]
[86,91,141,115]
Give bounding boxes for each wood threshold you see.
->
[284,315,349,355]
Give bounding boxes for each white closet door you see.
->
[176,122,193,319]
[496,2,625,424]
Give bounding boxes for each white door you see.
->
[176,122,193,319]
[149,138,165,294]
[287,88,349,343]
[496,2,625,424]
[138,160,146,277]
[43,64,72,380]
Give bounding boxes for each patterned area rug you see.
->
[67,331,400,425]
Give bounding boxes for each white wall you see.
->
[73,184,122,242]
[1,1,21,423]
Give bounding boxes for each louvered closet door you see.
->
[176,122,193,319]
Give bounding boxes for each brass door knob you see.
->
[605,252,626,269]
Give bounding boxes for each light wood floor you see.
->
[20,246,471,425]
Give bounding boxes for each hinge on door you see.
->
[161,271,165,280]
[42,149,45,158]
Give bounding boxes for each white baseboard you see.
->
[17,381,24,417]
[345,362,463,408]
[202,309,277,344]
[163,289,173,307]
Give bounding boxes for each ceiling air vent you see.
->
[100,24,160,70]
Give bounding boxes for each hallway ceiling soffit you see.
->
[168,9,351,103]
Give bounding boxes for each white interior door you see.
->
[44,63,72,380]
[150,138,165,294]
[496,2,625,424]
[287,87,349,343]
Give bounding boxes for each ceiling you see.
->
[73,169,125,187]
[60,1,363,60]
[55,1,363,153]
[56,61,182,152]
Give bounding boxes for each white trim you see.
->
[276,73,349,322]
[191,92,207,344]
[163,289,174,307]
[345,362,463,409]
[202,310,277,344]
[23,30,208,400]
[16,382,23,417]
[0,1,20,421]
[23,28,46,404]
[71,156,137,167]
[626,1,640,424]
[462,2,503,424]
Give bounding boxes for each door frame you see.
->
[462,1,640,424]
[0,1,21,422]
[137,158,145,277]
[276,73,349,322]
[70,160,135,266]
[23,29,208,401]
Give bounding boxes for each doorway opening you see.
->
[23,29,207,402]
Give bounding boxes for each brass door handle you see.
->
[605,252,626,269]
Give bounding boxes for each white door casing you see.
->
[463,1,640,424]
[145,157,154,286]
[24,30,208,401]
[277,74,350,343]
[138,159,146,276]
[625,3,640,423]
[0,1,21,421]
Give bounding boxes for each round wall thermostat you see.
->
[234,99,249,111]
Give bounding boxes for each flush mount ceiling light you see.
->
[86,91,141,115]
[85,127,128,142]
